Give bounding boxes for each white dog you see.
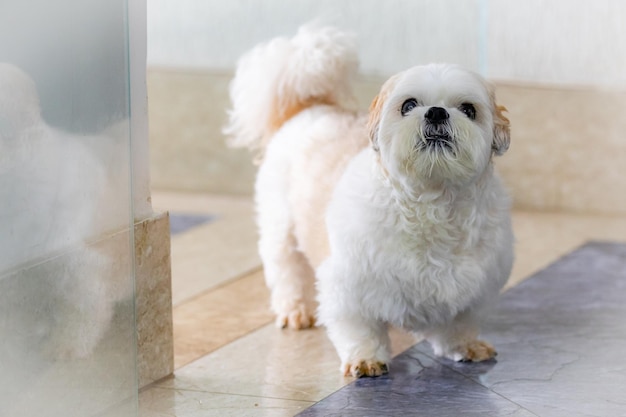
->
[225,25,514,377]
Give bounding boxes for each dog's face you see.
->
[368,64,510,186]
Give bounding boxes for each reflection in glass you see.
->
[0,0,139,415]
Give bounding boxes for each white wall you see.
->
[488,0,626,87]
[147,0,484,75]
[148,0,626,87]
[130,0,153,219]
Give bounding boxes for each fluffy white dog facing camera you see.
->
[225,25,514,378]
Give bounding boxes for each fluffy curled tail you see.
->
[223,25,358,159]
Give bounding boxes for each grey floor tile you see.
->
[435,241,626,417]
[169,213,214,235]
[299,242,626,417]
[299,350,529,416]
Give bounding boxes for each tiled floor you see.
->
[170,214,214,235]
[299,241,626,416]
[140,191,626,417]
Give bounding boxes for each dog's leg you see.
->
[256,157,316,330]
[257,181,316,330]
[325,316,391,378]
[317,259,391,376]
[424,310,496,362]
[260,232,316,330]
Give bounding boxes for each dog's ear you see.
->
[492,104,510,156]
[488,84,510,156]
[367,94,384,152]
[367,73,401,152]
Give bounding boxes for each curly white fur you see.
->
[225,26,514,377]
[224,24,358,156]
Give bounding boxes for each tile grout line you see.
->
[405,241,603,417]
[172,265,277,368]
[143,384,317,405]
[293,255,562,417]
[415,347,542,417]
[173,318,275,370]
[173,319,276,370]
[291,341,425,416]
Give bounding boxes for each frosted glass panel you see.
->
[0,1,137,416]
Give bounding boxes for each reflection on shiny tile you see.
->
[139,386,313,417]
[299,242,626,416]
[173,269,273,368]
[163,326,354,402]
[161,324,415,404]
[299,351,535,417]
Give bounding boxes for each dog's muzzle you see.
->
[420,107,455,152]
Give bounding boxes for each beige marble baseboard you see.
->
[495,82,626,216]
[147,70,256,196]
[135,212,174,387]
[148,69,626,216]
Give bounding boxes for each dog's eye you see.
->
[459,103,476,120]
[401,98,418,116]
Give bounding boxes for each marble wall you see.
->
[496,83,626,215]
[147,71,626,216]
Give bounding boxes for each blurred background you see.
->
[147,0,626,216]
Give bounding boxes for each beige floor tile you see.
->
[507,211,626,289]
[144,198,626,416]
[168,220,260,306]
[152,191,261,305]
[157,323,416,404]
[139,386,313,417]
[173,269,273,369]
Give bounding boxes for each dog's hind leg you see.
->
[261,231,316,330]
[255,152,316,330]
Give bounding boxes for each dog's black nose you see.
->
[425,107,449,123]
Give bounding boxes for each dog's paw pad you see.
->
[344,360,389,378]
[457,340,497,362]
[275,305,315,330]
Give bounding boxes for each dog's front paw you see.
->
[343,359,389,378]
[275,302,315,330]
[451,340,497,362]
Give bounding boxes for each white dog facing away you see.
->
[225,25,514,378]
